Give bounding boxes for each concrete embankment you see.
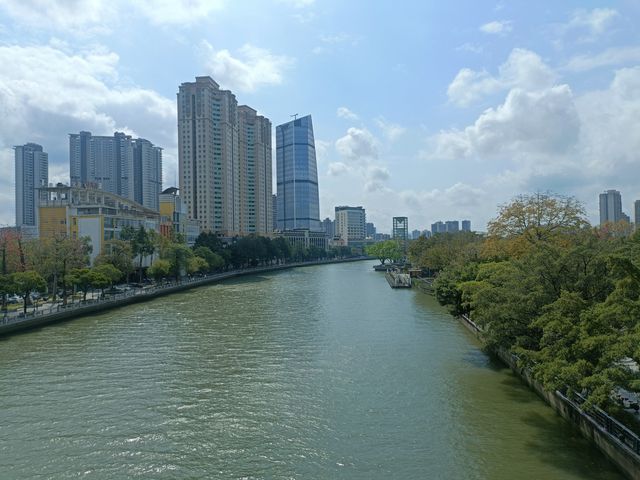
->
[0,257,370,337]
[458,313,640,480]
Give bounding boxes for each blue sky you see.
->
[1,0,640,233]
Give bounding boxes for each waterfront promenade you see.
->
[0,256,369,336]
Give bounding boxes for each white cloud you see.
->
[456,43,483,54]
[0,42,176,225]
[336,107,358,120]
[374,117,406,141]
[335,127,379,161]
[479,20,512,35]
[565,46,640,72]
[327,162,350,176]
[431,85,580,160]
[201,42,294,93]
[567,8,618,36]
[447,48,556,106]
[0,0,226,30]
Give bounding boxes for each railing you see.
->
[564,390,640,456]
[460,314,640,458]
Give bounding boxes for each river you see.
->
[0,260,625,479]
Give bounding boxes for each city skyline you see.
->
[1,1,640,231]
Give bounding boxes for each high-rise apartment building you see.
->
[132,139,163,212]
[599,189,623,225]
[335,206,366,244]
[276,115,321,231]
[178,76,239,235]
[238,106,272,235]
[366,222,376,238]
[322,217,335,238]
[70,131,162,211]
[15,143,48,228]
[446,220,459,233]
[461,220,471,232]
[634,200,640,230]
[431,221,445,235]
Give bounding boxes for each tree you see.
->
[94,240,134,282]
[193,246,225,272]
[368,240,404,265]
[67,268,93,302]
[486,192,589,251]
[163,243,193,280]
[0,274,13,312]
[188,256,208,274]
[148,259,171,281]
[11,271,46,314]
[129,226,156,282]
[93,264,122,290]
[194,231,224,255]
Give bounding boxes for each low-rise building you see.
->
[38,184,160,264]
[278,229,328,251]
[159,187,200,246]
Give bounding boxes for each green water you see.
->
[0,261,625,479]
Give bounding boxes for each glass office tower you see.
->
[276,115,321,231]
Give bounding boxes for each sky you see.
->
[1,0,640,233]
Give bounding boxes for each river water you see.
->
[0,261,625,479]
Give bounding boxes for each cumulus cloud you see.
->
[327,162,350,176]
[447,48,556,106]
[431,85,580,160]
[201,41,294,93]
[335,127,379,161]
[0,42,176,224]
[374,117,406,141]
[336,107,358,120]
[479,20,512,35]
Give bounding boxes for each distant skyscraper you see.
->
[461,220,471,232]
[431,221,445,235]
[272,194,278,232]
[322,217,335,238]
[132,138,163,211]
[178,76,239,234]
[422,229,432,238]
[599,189,623,225]
[335,206,366,244]
[411,229,421,239]
[635,200,640,230]
[70,131,162,210]
[15,143,48,228]
[366,222,376,238]
[238,105,272,235]
[446,220,459,233]
[276,115,321,231]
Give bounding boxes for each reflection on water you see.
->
[0,261,624,479]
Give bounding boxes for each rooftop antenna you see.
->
[291,113,298,120]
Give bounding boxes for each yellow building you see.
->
[38,184,160,263]
[159,187,200,246]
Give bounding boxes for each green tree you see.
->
[193,246,225,272]
[94,239,134,282]
[368,240,404,264]
[163,243,194,280]
[93,264,122,290]
[11,271,46,314]
[148,259,171,281]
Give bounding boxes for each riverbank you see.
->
[457,312,640,480]
[0,256,370,337]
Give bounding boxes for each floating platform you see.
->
[385,270,412,288]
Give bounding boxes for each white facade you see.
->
[335,206,366,245]
[15,143,48,228]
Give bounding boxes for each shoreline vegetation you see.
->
[0,227,359,332]
[0,256,370,336]
[408,192,640,477]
